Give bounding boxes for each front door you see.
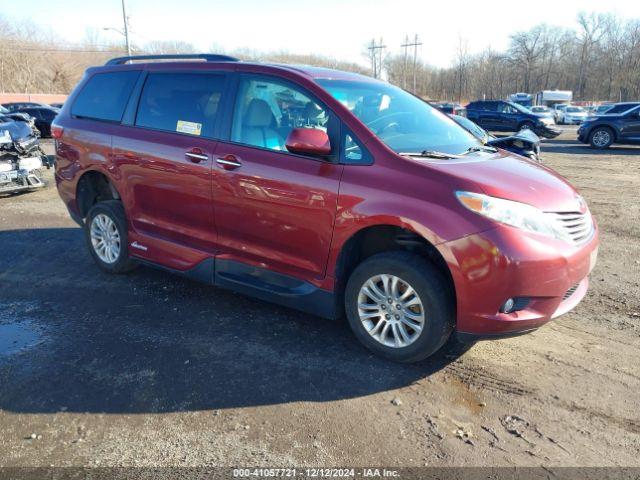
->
[112,71,227,270]
[212,75,343,284]
[620,108,640,142]
[477,102,499,130]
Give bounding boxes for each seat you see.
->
[241,99,285,150]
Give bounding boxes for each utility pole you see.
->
[121,0,132,57]
[368,38,386,79]
[401,34,422,93]
[401,35,409,89]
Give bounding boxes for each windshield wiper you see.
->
[462,145,498,155]
[399,150,463,159]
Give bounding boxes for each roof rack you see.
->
[105,54,240,66]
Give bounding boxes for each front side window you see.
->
[72,71,140,122]
[317,79,480,155]
[231,77,332,152]
[135,73,226,137]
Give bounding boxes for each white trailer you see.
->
[535,90,572,106]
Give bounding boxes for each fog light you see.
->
[500,298,516,314]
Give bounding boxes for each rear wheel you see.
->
[345,251,454,363]
[589,127,614,149]
[85,200,137,273]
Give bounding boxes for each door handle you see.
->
[185,150,209,163]
[216,155,242,170]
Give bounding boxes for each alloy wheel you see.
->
[592,130,611,147]
[357,274,425,348]
[90,213,121,264]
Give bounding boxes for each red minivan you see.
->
[53,54,598,362]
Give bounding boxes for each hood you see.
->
[0,121,33,142]
[418,151,582,212]
[487,129,540,148]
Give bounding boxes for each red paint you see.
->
[54,60,599,338]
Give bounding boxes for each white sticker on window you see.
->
[176,120,202,136]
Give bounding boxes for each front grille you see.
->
[550,211,594,246]
[563,283,579,300]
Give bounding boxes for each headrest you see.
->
[243,99,274,127]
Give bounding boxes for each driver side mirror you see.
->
[285,128,331,157]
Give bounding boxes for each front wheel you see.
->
[589,127,614,149]
[344,251,455,363]
[85,200,137,273]
[520,121,535,131]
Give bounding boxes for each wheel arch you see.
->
[75,169,122,218]
[592,124,618,140]
[333,223,457,320]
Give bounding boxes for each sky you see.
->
[4,0,640,68]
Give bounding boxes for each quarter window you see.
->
[231,77,332,152]
[72,71,140,122]
[342,132,371,165]
[135,73,226,137]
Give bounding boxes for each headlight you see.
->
[456,191,572,242]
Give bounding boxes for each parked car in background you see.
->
[553,104,569,122]
[53,54,597,362]
[0,105,40,136]
[449,114,541,162]
[530,105,554,121]
[432,102,466,117]
[15,106,59,137]
[578,103,640,148]
[465,100,559,138]
[558,106,588,125]
[0,118,49,194]
[593,104,614,115]
[508,93,533,107]
[2,102,47,112]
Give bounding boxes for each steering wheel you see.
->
[366,111,411,135]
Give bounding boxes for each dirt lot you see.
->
[0,130,639,468]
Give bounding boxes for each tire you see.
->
[589,127,614,149]
[519,121,535,131]
[85,200,137,274]
[344,251,455,363]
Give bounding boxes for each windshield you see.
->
[510,102,534,114]
[566,107,584,113]
[316,79,480,155]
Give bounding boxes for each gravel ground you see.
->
[0,130,638,468]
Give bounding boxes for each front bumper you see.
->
[535,124,561,139]
[439,223,598,337]
[0,168,45,193]
[577,126,589,143]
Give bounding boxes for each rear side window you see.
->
[135,73,226,138]
[472,102,495,111]
[606,103,639,114]
[72,71,140,122]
